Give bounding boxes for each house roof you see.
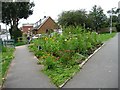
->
[33,16,58,30]
[22,23,34,26]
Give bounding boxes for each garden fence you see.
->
[2,39,15,48]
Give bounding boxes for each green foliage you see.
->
[58,5,108,32]
[98,32,116,42]
[29,26,116,87]
[15,41,25,46]
[1,2,35,41]
[15,35,27,46]
[1,47,14,77]
[89,5,107,32]
[43,65,80,87]
[43,55,57,70]
[58,9,87,27]
[116,23,120,32]
[107,8,120,32]
[10,28,22,42]
[2,46,7,52]
[14,34,29,46]
[72,53,86,64]
[0,47,15,85]
[2,2,35,25]
[112,15,118,23]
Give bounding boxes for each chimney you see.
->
[44,16,46,18]
[39,19,41,23]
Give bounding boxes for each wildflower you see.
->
[48,53,50,56]
[45,37,48,40]
[65,39,67,41]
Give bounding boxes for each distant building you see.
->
[0,33,11,41]
[0,29,11,41]
[32,16,59,35]
[20,23,34,34]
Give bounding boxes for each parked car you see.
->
[32,34,42,39]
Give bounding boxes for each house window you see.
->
[46,29,48,33]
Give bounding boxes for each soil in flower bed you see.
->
[86,43,103,56]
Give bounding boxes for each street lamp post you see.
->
[109,7,116,34]
[110,14,112,34]
[6,24,8,40]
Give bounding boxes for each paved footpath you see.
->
[63,33,118,88]
[3,45,56,88]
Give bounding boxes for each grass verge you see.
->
[98,32,116,42]
[15,41,26,46]
[0,46,15,86]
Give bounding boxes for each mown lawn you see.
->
[0,46,15,86]
[15,41,26,46]
[28,26,116,87]
[98,32,116,42]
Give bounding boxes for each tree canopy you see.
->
[58,9,87,27]
[89,5,107,32]
[1,2,35,41]
[58,5,109,32]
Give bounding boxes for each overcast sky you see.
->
[0,0,120,29]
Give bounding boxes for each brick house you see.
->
[20,23,34,34]
[32,16,59,34]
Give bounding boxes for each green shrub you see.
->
[9,27,22,42]
[116,23,120,32]
[15,41,25,46]
[44,55,56,70]
[72,53,86,64]
[2,46,7,52]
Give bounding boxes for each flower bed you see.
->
[28,26,116,87]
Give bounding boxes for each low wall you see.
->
[98,27,117,33]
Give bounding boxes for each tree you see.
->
[58,9,87,27]
[89,5,107,32]
[115,8,120,32]
[1,2,35,41]
[108,8,120,32]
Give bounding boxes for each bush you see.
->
[15,41,25,46]
[2,46,7,52]
[44,55,56,70]
[116,23,120,32]
[9,27,22,42]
